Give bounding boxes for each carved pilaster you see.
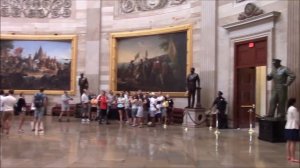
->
[287,0,300,106]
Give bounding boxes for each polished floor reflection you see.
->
[1,116,299,168]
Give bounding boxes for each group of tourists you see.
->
[0,88,47,135]
[0,87,175,135]
[75,89,174,128]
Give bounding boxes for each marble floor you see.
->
[0,116,299,168]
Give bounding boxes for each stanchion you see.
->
[209,110,213,130]
[248,104,255,134]
[214,111,220,135]
[241,104,256,133]
[215,133,219,153]
[248,132,253,154]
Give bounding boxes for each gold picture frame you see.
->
[110,24,192,97]
[0,34,77,95]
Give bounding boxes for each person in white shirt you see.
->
[0,90,5,128]
[148,92,158,126]
[156,91,165,124]
[2,90,17,135]
[117,92,126,124]
[81,89,90,123]
[59,91,73,122]
[285,98,300,163]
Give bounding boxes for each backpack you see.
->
[34,93,44,108]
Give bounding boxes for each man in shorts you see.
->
[32,88,47,133]
[2,90,17,135]
[59,91,73,122]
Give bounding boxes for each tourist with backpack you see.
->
[32,88,47,133]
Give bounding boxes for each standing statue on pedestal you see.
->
[186,67,200,108]
[266,59,296,119]
[78,73,89,96]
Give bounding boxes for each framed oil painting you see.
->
[0,35,77,95]
[110,25,192,97]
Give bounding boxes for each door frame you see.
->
[233,37,267,128]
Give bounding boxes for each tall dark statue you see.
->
[78,73,89,96]
[186,67,200,108]
[266,59,296,118]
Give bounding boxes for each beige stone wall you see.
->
[0,0,101,113]
[100,0,203,108]
[2,0,295,116]
[217,0,289,126]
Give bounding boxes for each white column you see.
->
[199,0,217,108]
[84,1,101,94]
[287,0,300,107]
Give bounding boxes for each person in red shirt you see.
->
[97,90,109,125]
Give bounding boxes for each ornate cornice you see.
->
[120,0,186,14]
[0,0,72,18]
[223,11,281,31]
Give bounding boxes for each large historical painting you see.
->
[0,35,77,94]
[110,25,192,96]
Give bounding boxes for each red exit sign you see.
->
[248,42,255,48]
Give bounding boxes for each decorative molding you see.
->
[0,0,72,18]
[120,0,186,14]
[223,11,280,32]
[238,3,263,20]
[236,0,246,3]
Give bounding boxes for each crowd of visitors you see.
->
[79,89,174,128]
[0,88,175,135]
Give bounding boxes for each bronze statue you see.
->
[78,73,89,96]
[266,59,296,118]
[186,67,200,108]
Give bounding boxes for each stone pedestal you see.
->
[182,108,206,128]
[258,118,286,143]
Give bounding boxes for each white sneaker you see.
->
[81,119,85,123]
[86,119,90,122]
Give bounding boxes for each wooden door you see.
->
[236,68,256,128]
[234,38,267,128]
